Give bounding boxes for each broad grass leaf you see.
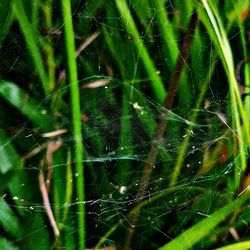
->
[0,238,19,250]
[215,241,250,250]
[0,198,21,237]
[158,193,249,250]
[0,80,53,131]
[0,129,21,174]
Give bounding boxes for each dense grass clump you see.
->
[0,0,250,249]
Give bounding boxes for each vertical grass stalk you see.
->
[115,0,166,104]
[13,0,49,95]
[202,0,249,186]
[42,0,56,92]
[61,0,85,248]
[169,61,215,186]
[238,21,250,120]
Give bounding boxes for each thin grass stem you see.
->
[61,0,85,248]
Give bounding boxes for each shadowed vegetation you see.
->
[0,0,250,249]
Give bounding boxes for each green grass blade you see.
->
[169,59,215,186]
[0,238,19,250]
[61,0,85,249]
[13,0,49,95]
[158,191,250,250]
[0,0,14,45]
[0,129,21,174]
[238,20,250,120]
[115,0,166,104]
[0,198,22,237]
[215,241,250,250]
[150,0,179,72]
[0,80,53,131]
[200,0,249,186]
[62,150,73,224]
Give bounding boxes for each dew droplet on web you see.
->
[13,196,19,200]
[119,186,127,194]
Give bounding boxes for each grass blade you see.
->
[158,191,250,250]
[0,198,22,237]
[0,0,14,45]
[13,0,49,95]
[61,0,85,248]
[0,238,19,250]
[115,0,166,104]
[0,80,54,131]
[0,129,21,174]
[215,241,250,250]
[200,0,249,187]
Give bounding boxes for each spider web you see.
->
[0,0,248,249]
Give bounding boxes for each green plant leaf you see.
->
[0,80,53,131]
[0,198,21,238]
[214,241,250,250]
[158,192,250,250]
[0,238,19,250]
[13,0,49,94]
[0,0,14,45]
[0,129,21,174]
[115,0,166,104]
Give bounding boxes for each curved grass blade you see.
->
[0,80,53,131]
[214,241,250,250]
[13,0,49,95]
[115,0,166,104]
[158,191,250,250]
[0,198,22,238]
[199,0,250,187]
[0,238,19,250]
[0,129,21,174]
